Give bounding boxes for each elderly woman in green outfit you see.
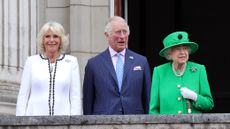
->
[149,31,214,114]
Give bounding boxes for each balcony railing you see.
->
[0,113,229,129]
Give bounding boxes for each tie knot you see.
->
[116,53,123,62]
[117,53,122,57]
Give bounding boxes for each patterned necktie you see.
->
[116,53,124,91]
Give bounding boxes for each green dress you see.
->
[149,61,214,114]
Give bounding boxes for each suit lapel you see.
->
[100,49,135,93]
[101,49,120,91]
[123,49,134,85]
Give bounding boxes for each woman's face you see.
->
[43,29,61,54]
[169,45,189,64]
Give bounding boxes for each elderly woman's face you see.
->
[43,29,61,53]
[169,45,189,64]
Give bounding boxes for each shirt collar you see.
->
[109,47,126,57]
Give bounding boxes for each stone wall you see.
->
[0,114,229,129]
[0,0,37,115]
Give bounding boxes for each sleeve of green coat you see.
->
[149,67,160,114]
[192,65,214,111]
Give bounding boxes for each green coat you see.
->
[149,61,214,114]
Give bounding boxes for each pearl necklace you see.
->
[172,62,187,77]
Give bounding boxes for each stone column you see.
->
[0,0,37,115]
[69,0,109,83]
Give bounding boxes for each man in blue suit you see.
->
[83,16,151,115]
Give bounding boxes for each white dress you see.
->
[16,54,82,116]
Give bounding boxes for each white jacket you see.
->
[16,54,82,116]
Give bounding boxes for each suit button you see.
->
[119,108,123,112]
[178,110,182,114]
[177,84,181,88]
[178,97,181,101]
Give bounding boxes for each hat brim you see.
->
[159,42,199,57]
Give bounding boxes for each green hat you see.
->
[159,31,199,57]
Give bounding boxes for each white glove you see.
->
[180,87,197,101]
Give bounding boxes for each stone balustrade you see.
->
[0,113,229,129]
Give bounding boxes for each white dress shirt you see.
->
[109,47,126,71]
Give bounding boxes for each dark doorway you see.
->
[124,0,230,113]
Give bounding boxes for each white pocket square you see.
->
[133,66,142,71]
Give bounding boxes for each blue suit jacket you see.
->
[83,48,151,115]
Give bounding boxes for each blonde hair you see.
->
[104,16,130,35]
[37,21,69,53]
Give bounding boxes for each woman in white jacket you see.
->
[16,21,82,116]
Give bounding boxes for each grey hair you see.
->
[37,21,69,53]
[104,16,130,35]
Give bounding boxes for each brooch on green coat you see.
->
[190,67,197,72]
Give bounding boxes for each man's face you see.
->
[105,21,129,52]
